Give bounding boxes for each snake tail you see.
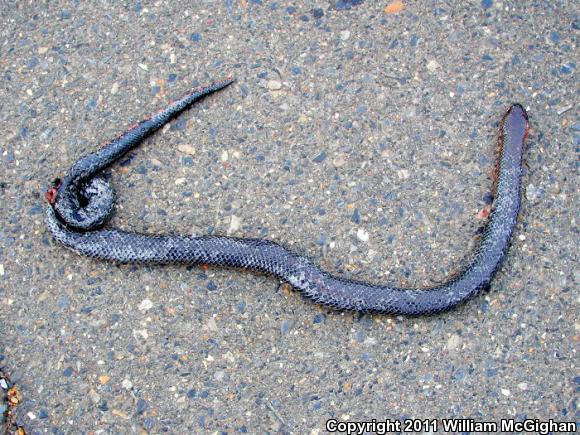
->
[51,78,235,231]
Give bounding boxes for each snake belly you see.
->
[45,79,529,315]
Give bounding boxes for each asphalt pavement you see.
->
[0,1,578,433]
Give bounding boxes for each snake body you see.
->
[45,79,529,315]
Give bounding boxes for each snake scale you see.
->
[45,78,529,315]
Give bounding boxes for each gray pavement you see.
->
[0,1,578,433]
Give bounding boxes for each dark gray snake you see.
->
[45,78,530,315]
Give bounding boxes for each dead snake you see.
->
[45,79,529,315]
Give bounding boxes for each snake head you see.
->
[45,178,62,206]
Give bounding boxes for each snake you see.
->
[44,78,530,315]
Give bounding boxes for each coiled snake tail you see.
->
[46,78,235,230]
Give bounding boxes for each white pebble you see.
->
[340,30,351,41]
[427,59,440,72]
[397,169,410,180]
[364,336,377,345]
[138,299,153,312]
[446,334,461,350]
[133,329,149,340]
[177,144,196,155]
[89,389,100,404]
[122,379,133,389]
[206,317,218,332]
[333,155,346,167]
[267,80,282,90]
[501,388,511,397]
[228,215,241,234]
[356,228,369,242]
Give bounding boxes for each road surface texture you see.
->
[0,1,577,433]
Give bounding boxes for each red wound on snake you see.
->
[45,179,61,205]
